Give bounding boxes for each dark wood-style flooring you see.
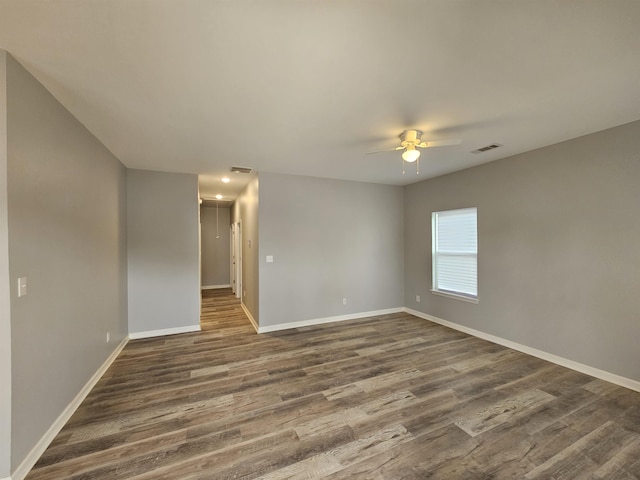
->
[26,289,640,479]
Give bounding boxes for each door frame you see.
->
[230,223,236,295]
[235,221,242,300]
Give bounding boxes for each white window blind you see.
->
[432,207,477,299]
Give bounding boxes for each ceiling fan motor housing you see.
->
[400,129,423,148]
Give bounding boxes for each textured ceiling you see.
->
[1,1,639,200]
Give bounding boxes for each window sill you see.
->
[430,289,479,304]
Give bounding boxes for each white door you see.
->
[236,222,242,300]
[230,224,236,294]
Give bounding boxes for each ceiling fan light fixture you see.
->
[402,147,420,162]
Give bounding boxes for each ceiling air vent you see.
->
[230,166,253,174]
[472,143,503,154]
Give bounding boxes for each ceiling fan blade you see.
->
[365,146,403,155]
[418,139,462,148]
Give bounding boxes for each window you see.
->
[432,207,478,301]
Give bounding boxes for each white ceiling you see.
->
[1,1,639,201]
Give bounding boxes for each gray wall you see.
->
[405,120,640,382]
[127,169,200,335]
[6,53,128,470]
[200,205,231,287]
[258,172,404,328]
[231,176,259,322]
[0,50,12,479]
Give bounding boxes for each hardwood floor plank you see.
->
[454,389,556,437]
[126,429,302,480]
[324,424,478,480]
[592,436,640,479]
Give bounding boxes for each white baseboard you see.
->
[201,284,231,290]
[257,308,404,334]
[405,308,640,393]
[11,336,129,480]
[241,303,259,333]
[128,324,201,340]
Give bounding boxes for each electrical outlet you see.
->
[416,295,421,302]
[106,331,111,343]
[342,298,347,305]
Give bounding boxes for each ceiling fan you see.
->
[367,129,461,174]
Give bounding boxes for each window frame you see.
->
[431,207,478,303]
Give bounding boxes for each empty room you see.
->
[1,1,640,479]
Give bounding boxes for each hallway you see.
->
[200,288,251,332]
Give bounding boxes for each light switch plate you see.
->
[266,255,274,263]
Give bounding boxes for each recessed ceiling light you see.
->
[215,194,223,200]
[221,177,230,183]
